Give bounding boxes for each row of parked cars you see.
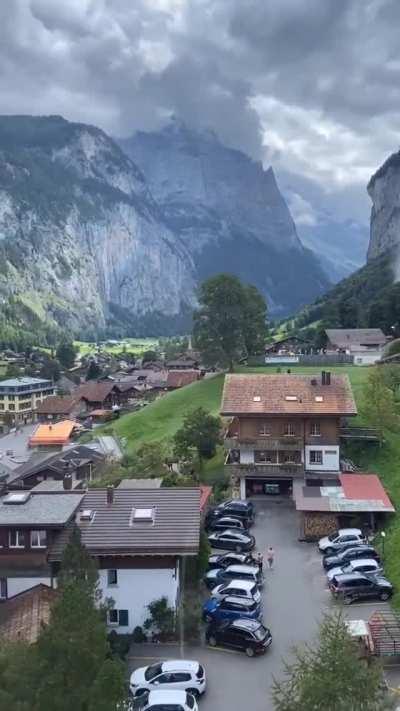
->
[318,527,393,604]
[203,499,272,657]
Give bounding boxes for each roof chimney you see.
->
[63,473,73,491]
[321,371,326,386]
[106,485,114,506]
[326,371,331,386]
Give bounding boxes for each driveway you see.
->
[0,424,37,471]
[129,498,392,711]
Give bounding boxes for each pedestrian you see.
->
[256,551,263,573]
[266,546,275,570]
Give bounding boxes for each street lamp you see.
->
[380,531,386,560]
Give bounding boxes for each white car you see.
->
[130,660,206,698]
[326,558,382,582]
[142,689,198,711]
[318,528,365,555]
[211,579,261,603]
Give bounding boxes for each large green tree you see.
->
[362,367,399,444]
[173,407,221,465]
[272,613,392,711]
[193,274,267,370]
[56,341,77,369]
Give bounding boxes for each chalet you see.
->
[48,487,201,633]
[0,490,84,599]
[166,357,199,370]
[221,372,357,499]
[166,370,201,389]
[265,335,311,355]
[28,420,80,449]
[325,329,388,366]
[75,382,119,410]
[36,395,85,422]
[0,583,57,643]
[7,445,106,489]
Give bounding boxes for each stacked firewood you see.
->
[303,512,338,540]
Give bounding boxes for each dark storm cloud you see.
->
[1,0,400,220]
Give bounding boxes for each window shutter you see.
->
[118,610,129,627]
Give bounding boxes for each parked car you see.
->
[207,529,255,552]
[206,500,254,527]
[323,545,380,571]
[204,564,263,590]
[326,558,382,582]
[208,552,255,570]
[129,660,206,698]
[329,572,393,604]
[206,516,249,533]
[141,690,198,711]
[206,618,272,657]
[211,579,261,603]
[202,595,262,623]
[318,528,366,555]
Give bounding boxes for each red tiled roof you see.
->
[167,370,200,388]
[76,381,115,403]
[36,396,79,415]
[221,374,357,416]
[340,473,394,510]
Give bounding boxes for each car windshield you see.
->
[147,705,183,711]
[144,662,163,680]
[253,625,267,640]
[327,531,339,541]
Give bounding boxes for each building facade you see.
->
[0,377,55,426]
[221,372,357,499]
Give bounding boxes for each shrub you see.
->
[144,597,176,641]
[132,626,147,643]
[107,631,133,660]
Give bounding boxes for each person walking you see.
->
[266,546,275,570]
[256,551,264,573]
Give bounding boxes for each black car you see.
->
[206,516,249,533]
[329,572,393,604]
[206,618,272,657]
[323,545,380,571]
[206,500,255,527]
[207,529,255,553]
[208,552,255,570]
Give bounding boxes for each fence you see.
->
[248,353,354,367]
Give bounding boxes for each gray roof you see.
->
[87,436,123,460]
[30,480,83,493]
[326,329,387,349]
[8,445,105,486]
[117,478,162,489]
[0,377,51,387]
[76,488,200,556]
[0,492,84,527]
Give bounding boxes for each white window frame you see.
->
[30,530,47,548]
[310,422,321,436]
[310,450,323,465]
[284,422,296,437]
[9,530,25,548]
[107,569,118,586]
[258,422,271,436]
[107,609,119,626]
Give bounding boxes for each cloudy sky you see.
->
[1,0,400,229]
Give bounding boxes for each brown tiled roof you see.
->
[167,370,200,388]
[221,373,357,416]
[0,584,57,644]
[75,381,115,403]
[73,488,201,556]
[36,396,78,415]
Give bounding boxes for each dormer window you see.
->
[315,396,323,402]
[285,396,298,401]
[253,396,261,402]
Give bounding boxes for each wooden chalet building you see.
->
[221,372,357,499]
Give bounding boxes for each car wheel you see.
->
[245,646,255,657]
[380,591,390,601]
[343,595,353,606]
[135,688,147,697]
[208,635,217,647]
[187,688,199,698]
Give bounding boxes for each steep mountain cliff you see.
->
[119,121,329,316]
[367,150,400,260]
[0,115,196,338]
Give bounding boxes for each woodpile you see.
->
[303,512,338,540]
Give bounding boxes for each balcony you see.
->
[224,435,303,450]
[225,451,305,478]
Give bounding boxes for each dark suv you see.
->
[206,619,272,657]
[323,545,380,571]
[208,552,255,570]
[206,516,249,533]
[206,500,254,528]
[330,572,393,604]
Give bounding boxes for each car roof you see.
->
[218,579,255,590]
[224,564,258,574]
[161,660,199,672]
[223,595,255,606]
[146,689,188,703]
[217,516,243,522]
[338,528,362,536]
[348,559,378,568]
[214,529,249,539]
[231,618,261,631]
[337,545,374,557]
[333,572,367,582]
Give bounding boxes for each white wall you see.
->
[7,577,52,598]
[305,445,339,472]
[240,449,254,464]
[353,352,382,366]
[240,478,246,500]
[99,566,179,633]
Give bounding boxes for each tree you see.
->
[88,659,127,711]
[39,357,61,382]
[56,341,77,369]
[173,407,221,464]
[272,613,391,711]
[193,274,267,370]
[86,361,102,381]
[5,364,22,379]
[142,349,158,364]
[362,367,399,444]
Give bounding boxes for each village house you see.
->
[7,445,106,489]
[0,377,55,429]
[166,370,201,389]
[28,420,81,450]
[0,583,57,643]
[325,328,388,366]
[264,335,312,357]
[221,372,357,499]
[36,395,85,422]
[165,356,200,370]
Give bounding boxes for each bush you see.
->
[144,597,176,641]
[107,631,133,660]
[132,626,147,643]
[181,593,202,642]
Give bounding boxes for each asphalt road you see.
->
[0,423,37,470]
[129,498,393,711]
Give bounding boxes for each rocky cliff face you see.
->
[367,151,400,260]
[0,115,196,336]
[120,121,329,316]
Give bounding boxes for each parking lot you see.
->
[129,498,394,711]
